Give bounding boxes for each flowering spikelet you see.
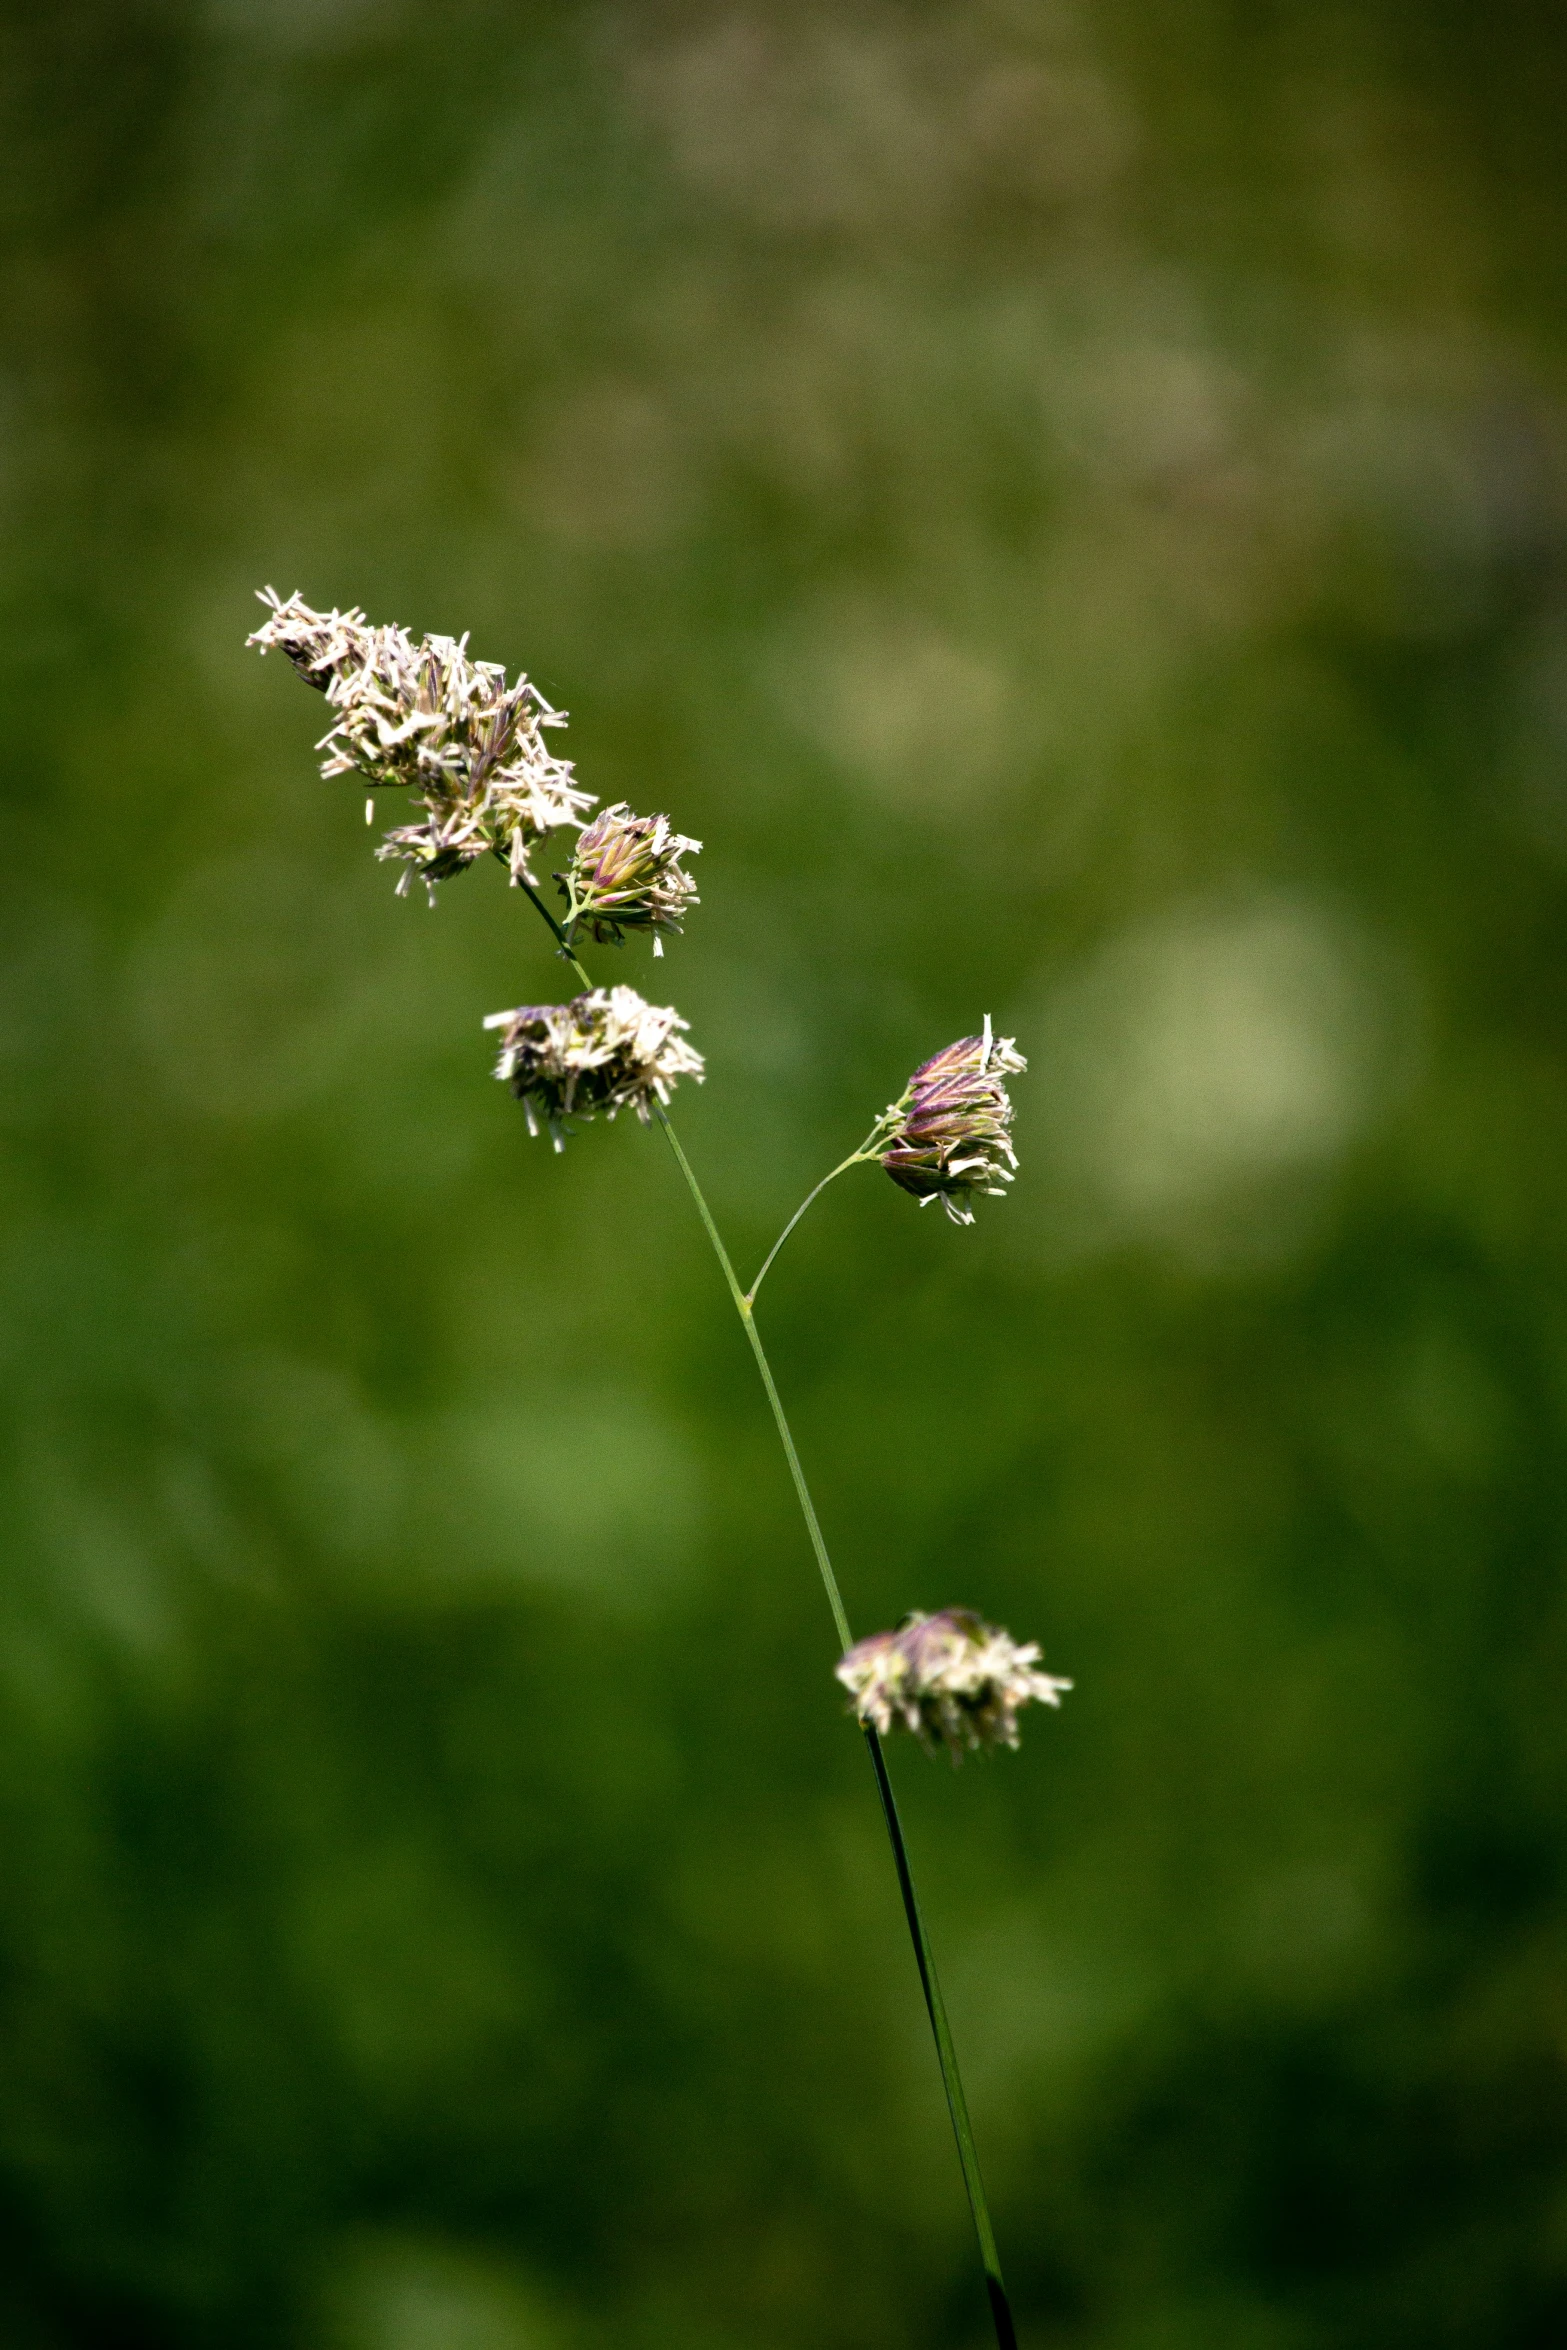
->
[484,985,704,1148]
[879,1016,1025,1225]
[557,803,701,954]
[247,589,595,895]
[836,1608,1071,1762]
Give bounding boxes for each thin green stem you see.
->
[652,1110,1015,2343]
[654,1108,853,1654]
[517,876,594,989]
[745,1126,883,1306]
[512,886,1017,2349]
[863,1732,1017,2350]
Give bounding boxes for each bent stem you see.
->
[745,1128,884,1306]
[654,1108,852,1652]
[514,888,1016,2348]
[653,1109,1017,2350]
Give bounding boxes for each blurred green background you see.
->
[5,2,1567,2344]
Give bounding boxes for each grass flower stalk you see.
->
[253,595,1065,2350]
[513,876,1020,2348]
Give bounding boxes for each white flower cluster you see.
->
[836,1608,1071,1761]
[559,802,702,954]
[484,985,705,1149]
[248,589,594,894]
